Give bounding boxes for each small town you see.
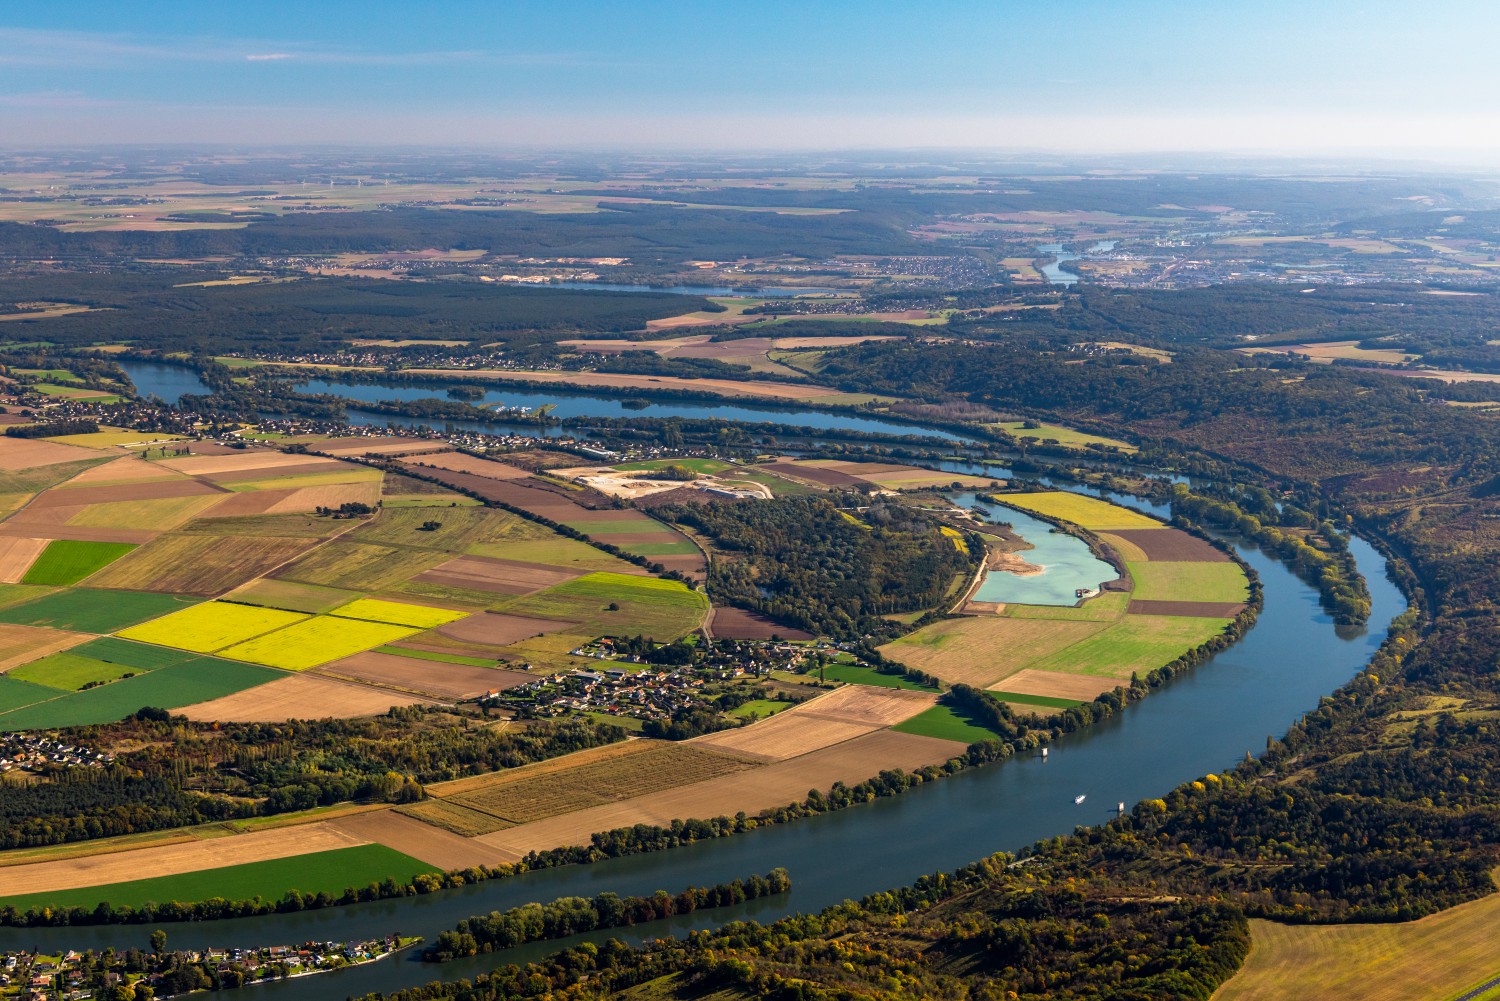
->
[0,735,112,775]
[0,935,415,1000]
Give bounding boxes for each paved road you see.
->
[1453,974,1500,1001]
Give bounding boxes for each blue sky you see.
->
[2,1,1498,155]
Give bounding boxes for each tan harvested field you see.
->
[710,606,813,640]
[415,554,581,595]
[68,494,225,531]
[317,651,530,699]
[691,686,937,760]
[225,578,362,613]
[444,743,756,825]
[397,798,515,837]
[0,824,371,896]
[194,489,295,517]
[199,461,351,483]
[434,612,576,645]
[773,335,904,348]
[880,617,1106,688]
[276,540,449,591]
[0,623,89,671]
[64,456,194,485]
[402,368,846,402]
[32,479,223,509]
[156,451,337,476]
[0,537,48,582]
[1128,599,1246,617]
[314,436,435,456]
[263,481,382,514]
[1095,532,1149,563]
[176,673,434,722]
[1107,528,1227,562]
[990,668,1122,702]
[476,730,963,858]
[424,739,653,798]
[1215,883,1500,1001]
[401,452,530,480]
[86,533,319,594]
[326,810,515,869]
[0,439,99,471]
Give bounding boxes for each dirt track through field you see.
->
[0,824,371,895]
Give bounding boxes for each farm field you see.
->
[881,616,1106,688]
[821,661,936,690]
[317,650,529,699]
[8,650,145,690]
[175,672,433,721]
[497,571,708,640]
[1128,560,1250,603]
[330,597,467,628]
[1,844,435,913]
[990,420,1136,453]
[0,537,49,582]
[0,657,282,730]
[1215,885,1500,1001]
[85,532,321,594]
[0,588,197,633]
[0,623,87,670]
[224,578,363,613]
[219,615,419,671]
[893,704,1008,743]
[1021,614,1231,678]
[20,539,137,586]
[117,601,306,653]
[995,492,1164,530]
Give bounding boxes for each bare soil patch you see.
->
[402,453,530,479]
[175,673,434,723]
[65,457,193,486]
[476,730,961,859]
[0,623,90,671]
[711,606,813,640]
[989,668,1121,702]
[196,490,294,517]
[0,522,154,545]
[0,439,99,471]
[157,451,336,476]
[434,612,574,645]
[31,480,221,508]
[317,651,530,699]
[0,537,49,583]
[201,461,351,483]
[1107,528,1227,562]
[415,555,581,595]
[0,824,369,896]
[1127,599,1245,617]
[762,462,861,487]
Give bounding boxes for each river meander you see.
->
[85,359,1405,999]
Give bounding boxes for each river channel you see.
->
[77,360,1406,999]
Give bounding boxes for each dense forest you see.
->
[658,494,978,639]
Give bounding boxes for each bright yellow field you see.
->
[118,602,307,653]
[997,492,1163,530]
[330,597,467,628]
[1216,883,1500,1001]
[220,616,419,670]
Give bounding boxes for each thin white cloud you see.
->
[246,53,295,62]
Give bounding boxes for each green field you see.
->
[1128,560,1250,603]
[220,616,418,670]
[0,657,281,730]
[563,517,676,535]
[1002,591,1131,621]
[118,601,308,653]
[613,458,736,475]
[821,662,937,691]
[71,637,197,670]
[467,535,639,572]
[375,644,496,668]
[330,597,467,628]
[0,589,198,633]
[991,421,1136,453]
[0,675,63,713]
[20,540,138,586]
[1024,614,1232,678]
[893,704,1005,744]
[996,492,1162,531]
[729,698,794,719]
[0,584,55,609]
[2,844,438,913]
[613,540,702,555]
[499,571,707,640]
[9,652,146,691]
[990,690,1085,709]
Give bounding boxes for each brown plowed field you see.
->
[989,668,1121,702]
[201,461,350,483]
[1107,528,1227,562]
[326,810,515,869]
[0,537,48,583]
[316,437,434,456]
[444,743,756,825]
[64,457,193,485]
[416,555,580,594]
[0,523,154,544]
[29,480,222,508]
[762,462,861,486]
[176,673,434,722]
[0,439,98,470]
[156,452,335,476]
[197,490,296,517]
[475,730,962,859]
[402,453,530,479]
[1096,532,1149,563]
[434,612,575,646]
[0,824,370,896]
[0,623,89,670]
[317,651,531,698]
[1128,599,1246,617]
[711,606,813,640]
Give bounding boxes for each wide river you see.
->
[71,360,1405,1000]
